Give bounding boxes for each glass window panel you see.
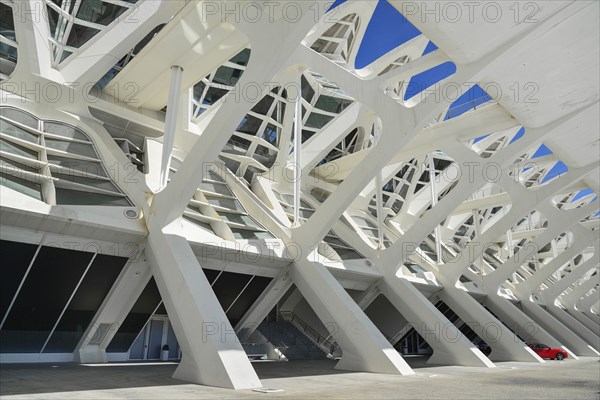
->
[279,193,293,205]
[229,48,250,66]
[301,75,314,102]
[0,246,92,353]
[46,5,60,39]
[1,108,38,128]
[192,80,207,101]
[211,272,253,312]
[223,136,250,156]
[206,196,242,211]
[305,112,335,129]
[203,87,228,106]
[225,276,271,323]
[76,0,127,26]
[231,229,274,240]
[0,3,15,33]
[252,95,275,115]
[66,24,100,48]
[314,96,352,114]
[182,215,214,233]
[48,155,106,177]
[1,121,39,143]
[301,129,315,143]
[44,254,128,353]
[55,187,130,206]
[219,212,261,228]
[299,208,314,219]
[361,227,379,237]
[213,66,242,86]
[0,240,39,323]
[270,101,286,122]
[52,172,119,192]
[59,50,73,63]
[243,165,263,184]
[0,172,42,200]
[254,144,277,164]
[0,138,38,159]
[0,44,17,75]
[219,156,240,173]
[45,139,97,158]
[236,115,262,135]
[0,156,39,173]
[261,124,279,146]
[331,247,363,260]
[44,122,88,141]
[199,181,232,196]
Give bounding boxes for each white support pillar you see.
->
[472,207,484,275]
[146,221,261,389]
[288,257,414,375]
[428,155,443,264]
[160,65,183,190]
[374,121,385,249]
[292,67,303,227]
[379,277,494,367]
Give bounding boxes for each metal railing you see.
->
[279,311,339,355]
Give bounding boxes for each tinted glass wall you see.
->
[0,240,128,353]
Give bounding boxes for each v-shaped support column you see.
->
[146,220,261,389]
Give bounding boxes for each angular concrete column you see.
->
[437,287,543,362]
[484,294,578,359]
[146,221,261,389]
[288,257,414,375]
[519,300,599,356]
[379,277,494,367]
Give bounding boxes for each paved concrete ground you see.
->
[1,357,599,399]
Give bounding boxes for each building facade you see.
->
[0,0,598,390]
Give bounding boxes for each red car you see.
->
[527,343,568,360]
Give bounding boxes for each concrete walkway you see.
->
[1,357,598,399]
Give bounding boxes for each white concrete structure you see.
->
[0,0,598,391]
